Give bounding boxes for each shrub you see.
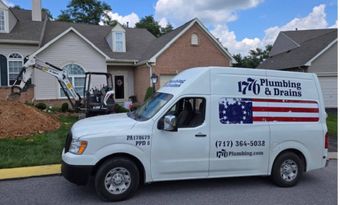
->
[144,87,154,101]
[35,102,47,110]
[61,103,69,112]
[129,103,140,111]
[114,103,129,113]
[128,95,137,103]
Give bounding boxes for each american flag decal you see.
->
[219,98,319,124]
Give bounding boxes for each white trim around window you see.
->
[0,9,9,33]
[58,63,86,99]
[7,52,23,86]
[0,10,5,32]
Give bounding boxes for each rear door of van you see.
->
[265,71,325,171]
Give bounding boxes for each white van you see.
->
[61,67,328,201]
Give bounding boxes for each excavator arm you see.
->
[9,56,82,111]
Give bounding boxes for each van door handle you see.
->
[195,133,207,137]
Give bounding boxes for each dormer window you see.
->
[106,23,126,53]
[115,32,124,52]
[0,10,5,32]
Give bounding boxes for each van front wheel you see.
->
[271,152,303,187]
[95,158,140,201]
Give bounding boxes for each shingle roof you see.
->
[0,9,231,63]
[41,21,156,60]
[140,19,195,60]
[0,8,46,43]
[258,28,337,69]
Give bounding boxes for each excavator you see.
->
[8,56,116,117]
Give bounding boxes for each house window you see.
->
[0,10,4,32]
[60,64,85,97]
[8,53,23,85]
[191,33,199,45]
[115,32,124,52]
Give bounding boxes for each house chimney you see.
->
[32,0,42,21]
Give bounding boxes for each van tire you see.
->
[95,158,140,202]
[271,152,303,187]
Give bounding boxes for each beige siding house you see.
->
[258,29,337,108]
[0,0,235,104]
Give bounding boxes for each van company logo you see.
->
[238,78,302,97]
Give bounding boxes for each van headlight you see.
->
[69,139,88,155]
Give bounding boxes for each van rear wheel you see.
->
[271,152,303,187]
[95,158,140,201]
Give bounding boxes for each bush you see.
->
[61,103,69,112]
[129,103,140,111]
[35,102,47,110]
[144,87,154,101]
[114,103,129,113]
[128,95,137,103]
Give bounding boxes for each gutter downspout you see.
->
[146,62,153,87]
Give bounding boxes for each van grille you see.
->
[64,132,72,153]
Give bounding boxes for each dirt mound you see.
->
[0,100,60,138]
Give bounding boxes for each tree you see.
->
[232,45,273,68]
[11,5,22,9]
[56,0,111,25]
[160,24,173,35]
[101,11,118,27]
[42,8,53,20]
[136,16,173,37]
[136,16,161,37]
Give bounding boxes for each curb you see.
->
[0,164,61,180]
[0,152,337,181]
[328,152,337,160]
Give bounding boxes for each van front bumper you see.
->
[61,160,93,185]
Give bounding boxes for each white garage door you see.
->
[160,75,175,88]
[318,76,337,108]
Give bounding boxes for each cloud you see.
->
[102,11,140,27]
[262,4,328,45]
[158,17,168,27]
[155,0,263,26]
[2,0,14,7]
[211,24,261,56]
[212,4,330,55]
[330,20,338,28]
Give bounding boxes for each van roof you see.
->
[158,66,316,96]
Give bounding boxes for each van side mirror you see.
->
[164,115,177,131]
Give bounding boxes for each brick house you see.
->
[0,0,235,104]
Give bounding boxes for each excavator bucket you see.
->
[7,86,22,101]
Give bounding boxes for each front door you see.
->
[0,55,7,86]
[151,96,210,180]
[114,75,125,100]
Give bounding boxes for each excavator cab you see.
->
[83,72,115,117]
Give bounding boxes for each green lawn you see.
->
[327,111,337,138]
[0,115,77,168]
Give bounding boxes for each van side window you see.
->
[165,97,206,128]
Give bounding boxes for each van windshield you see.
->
[128,92,173,121]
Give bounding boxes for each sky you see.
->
[3,0,338,56]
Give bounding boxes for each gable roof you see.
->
[32,27,111,59]
[141,18,235,63]
[258,28,337,69]
[0,9,234,64]
[0,8,46,44]
[41,21,156,61]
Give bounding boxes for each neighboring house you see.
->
[258,28,338,108]
[0,0,235,104]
